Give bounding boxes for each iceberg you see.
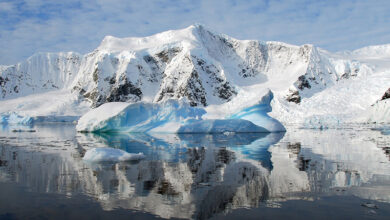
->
[229,91,286,132]
[178,119,269,133]
[76,99,206,133]
[0,112,33,125]
[76,95,286,134]
[83,147,145,162]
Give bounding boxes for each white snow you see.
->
[366,99,390,124]
[1,25,389,129]
[0,89,90,122]
[83,147,145,162]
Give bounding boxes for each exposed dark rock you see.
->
[286,90,301,103]
[216,82,237,100]
[109,77,116,85]
[297,75,311,90]
[92,68,99,83]
[193,56,237,102]
[155,47,182,63]
[106,79,142,103]
[178,70,207,107]
[381,88,390,100]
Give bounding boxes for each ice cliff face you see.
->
[0,25,388,124]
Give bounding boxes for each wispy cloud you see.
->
[0,0,389,64]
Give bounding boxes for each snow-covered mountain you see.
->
[0,25,389,125]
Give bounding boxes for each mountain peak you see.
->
[97,25,214,52]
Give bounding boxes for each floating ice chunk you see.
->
[83,147,145,162]
[0,112,33,125]
[77,95,286,133]
[76,99,206,133]
[229,91,285,132]
[178,119,269,133]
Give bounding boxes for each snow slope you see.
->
[0,25,389,127]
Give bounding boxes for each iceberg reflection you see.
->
[0,125,389,219]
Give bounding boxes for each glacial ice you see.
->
[76,99,206,133]
[83,147,145,162]
[229,91,286,132]
[177,119,269,133]
[0,112,33,125]
[76,96,285,134]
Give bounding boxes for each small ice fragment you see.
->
[361,202,378,209]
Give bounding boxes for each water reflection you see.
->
[0,125,389,219]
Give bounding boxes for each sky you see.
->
[0,0,389,65]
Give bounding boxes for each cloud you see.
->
[0,0,389,64]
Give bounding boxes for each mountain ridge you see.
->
[0,25,389,125]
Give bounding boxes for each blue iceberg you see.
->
[77,93,286,134]
[0,112,33,125]
[229,91,286,132]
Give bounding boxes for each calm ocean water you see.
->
[0,124,389,219]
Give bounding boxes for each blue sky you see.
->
[0,0,389,65]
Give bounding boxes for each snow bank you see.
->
[177,119,269,133]
[367,100,390,124]
[0,112,33,125]
[83,147,145,162]
[76,99,206,133]
[229,91,286,132]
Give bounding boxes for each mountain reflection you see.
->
[0,126,389,219]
